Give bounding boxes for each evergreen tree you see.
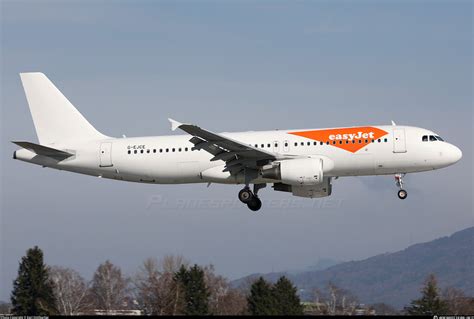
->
[247,277,276,315]
[174,264,210,315]
[272,276,304,315]
[10,246,56,315]
[405,274,449,315]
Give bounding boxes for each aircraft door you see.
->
[393,129,407,153]
[99,142,113,167]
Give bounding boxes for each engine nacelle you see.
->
[261,157,324,185]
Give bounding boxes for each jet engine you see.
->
[261,157,324,185]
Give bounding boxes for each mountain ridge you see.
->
[232,227,474,308]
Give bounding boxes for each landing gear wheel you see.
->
[247,196,262,211]
[238,188,253,203]
[398,189,408,200]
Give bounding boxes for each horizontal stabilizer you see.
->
[12,141,73,160]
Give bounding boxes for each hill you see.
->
[232,227,474,309]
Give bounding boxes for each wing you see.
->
[169,119,279,175]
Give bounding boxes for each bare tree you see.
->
[134,255,188,315]
[443,287,474,314]
[90,260,128,314]
[314,282,358,315]
[203,264,247,315]
[49,266,90,315]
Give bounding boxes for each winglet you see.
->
[168,118,182,131]
[391,120,397,126]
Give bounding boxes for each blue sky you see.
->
[1,0,472,301]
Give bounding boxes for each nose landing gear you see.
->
[238,183,266,211]
[395,173,408,200]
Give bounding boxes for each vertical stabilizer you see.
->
[19,72,108,145]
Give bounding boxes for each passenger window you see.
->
[147,149,150,153]
[339,141,343,144]
[301,142,304,146]
[160,149,163,153]
[261,144,264,148]
[422,135,428,142]
[294,142,297,146]
[134,150,137,154]
[275,143,278,147]
[140,150,144,154]
[255,144,258,148]
[378,139,381,143]
[172,148,175,152]
[384,138,388,142]
[166,148,169,152]
[153,149,156,153]
[346,140,349,144]
[185,147,188,151]
[430,135,437,141]
[285,142,288,147]
[128,150,131,154]
[267,143,271,148]
[178,148,182,152]
[313,141,317,146]
[333,141,336,145]
[320,142,323,145]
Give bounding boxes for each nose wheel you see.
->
[238,184,266,211]
[398,189,408,200]
[395,174,408,200]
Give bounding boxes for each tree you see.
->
[90,260,128,314]
[174,264,210,315]
[134,255,188,315]
[313,282,358,315]
[49,266,90,315]
[443,287,474,315]
[247,277,276,315]
[202,264,247,315]
[405,274,449,315]
[10,246,56,315]
[272,276,304,315]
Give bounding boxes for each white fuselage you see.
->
[14,125,462,185]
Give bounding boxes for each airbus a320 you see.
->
[13,73,462,211]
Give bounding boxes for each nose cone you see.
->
[453,145,462,162]
[449,144,463,164]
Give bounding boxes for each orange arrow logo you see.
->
[289,127,388,153]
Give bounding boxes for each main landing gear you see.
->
[238,184,265,211]
[395,173,408,200]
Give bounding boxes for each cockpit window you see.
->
[422,135,428,142]
[429,135,437,141]
[435,136,444,141]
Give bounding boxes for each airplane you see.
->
[13,73,462,211]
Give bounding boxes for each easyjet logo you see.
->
[289,126,388,153]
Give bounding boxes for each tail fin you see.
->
[20,72,108,145]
